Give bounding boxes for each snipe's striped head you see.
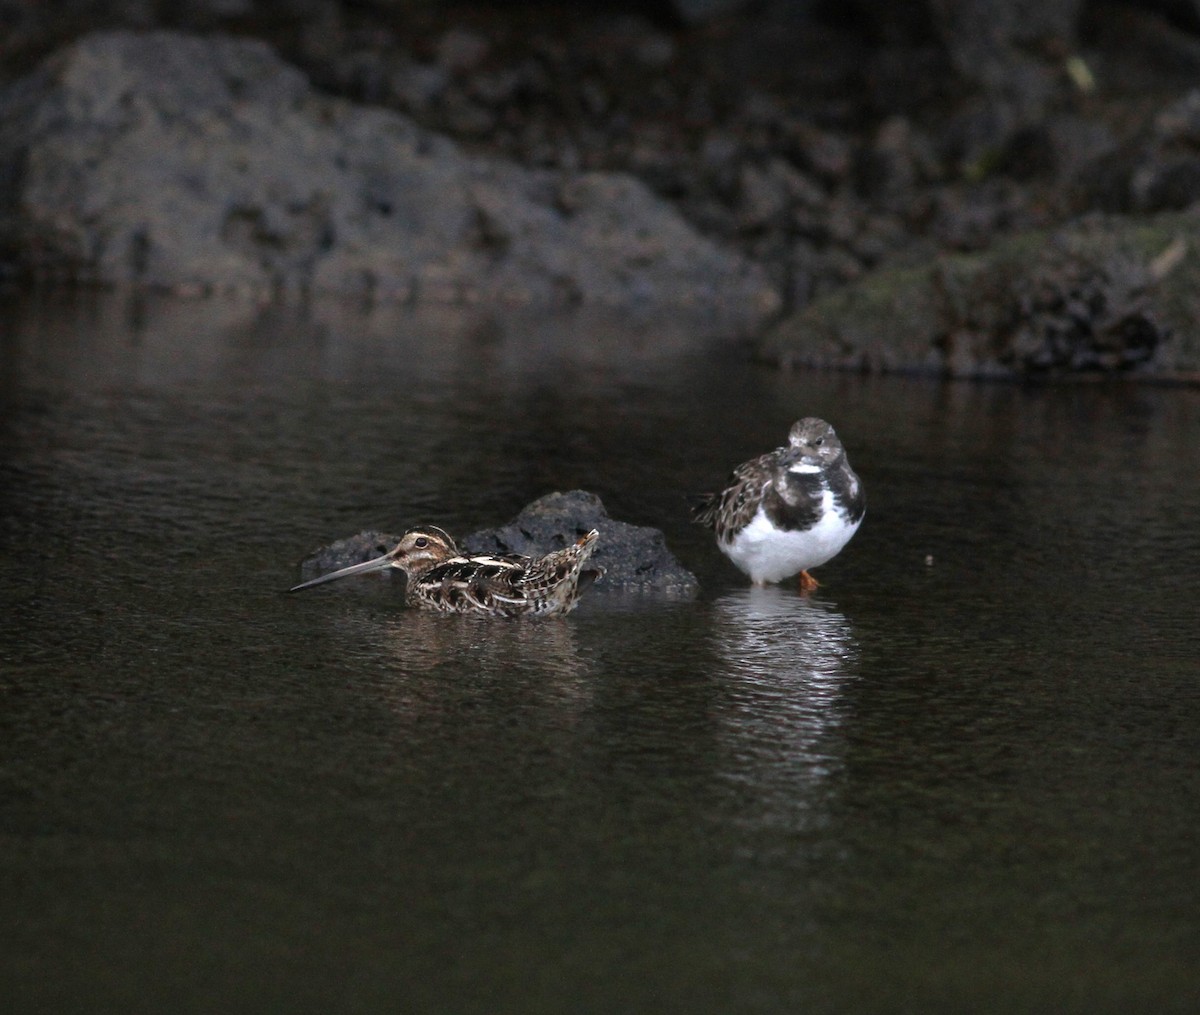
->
[386,526,459,572]
[289,525,458,592]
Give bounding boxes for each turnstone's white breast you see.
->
[693,417,865,589]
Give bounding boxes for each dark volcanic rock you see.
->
[759,213,1200,378]
[5,5,1200,381]
[929,0,1081,104]
[465,491,699,594]
[1081,90,1200,215]
[0,30,778,334]
[296,491,699,594]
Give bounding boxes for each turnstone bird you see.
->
[290,525,602,617]
[692,417,865,591]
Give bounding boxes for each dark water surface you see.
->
[2,292,1199,1013]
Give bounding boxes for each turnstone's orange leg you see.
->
[798,570,819,594]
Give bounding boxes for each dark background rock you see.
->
[760,212,1200,378]
[0,30,779,334]
[3,1,1200,375]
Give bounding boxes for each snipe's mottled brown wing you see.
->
[515,532,598,594]
[413,554,529,613]
[412,534,599,616]
[496,531,598,616]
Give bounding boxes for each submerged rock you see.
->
[296,490,699,594]
[0,30,778,335]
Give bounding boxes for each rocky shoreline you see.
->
[3,1,1200,379]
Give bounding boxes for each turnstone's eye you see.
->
[415,537,428,548]
[814,437,824,446]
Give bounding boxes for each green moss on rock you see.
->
[760,212,1200,380]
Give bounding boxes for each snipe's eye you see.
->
[814,437,824,446]
[414,536,428,548]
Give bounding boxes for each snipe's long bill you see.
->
[288,550,400,592]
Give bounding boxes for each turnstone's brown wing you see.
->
[692,451,780,544]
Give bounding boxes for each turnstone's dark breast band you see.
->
[692,417,864,590]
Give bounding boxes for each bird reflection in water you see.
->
[370,609,597,722]
[709,586,859,835]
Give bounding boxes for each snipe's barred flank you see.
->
[290,526,603,617]
[693,417,864,591]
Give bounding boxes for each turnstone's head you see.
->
[290,525,459,592]
[784,417,846,473]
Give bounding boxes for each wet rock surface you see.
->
[296,491,699,594]
[0,31,777,335]
[760,213,1200,379]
